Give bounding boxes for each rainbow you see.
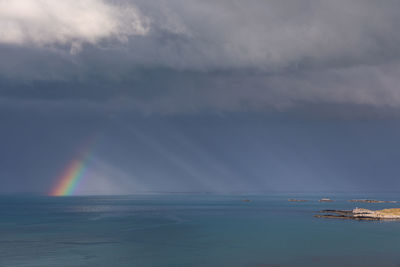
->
[49,139,96,196]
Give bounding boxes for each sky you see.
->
[1,0,400,194]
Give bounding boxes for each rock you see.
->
[315,208,400,220]
[353,208,400,219]
[319,209,353,215]
[314,214,377,221]
[242,199,251,202]
[348,199,398,203]
[288,199,308,202]
[319,198,333,202]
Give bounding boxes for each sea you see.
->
[1,193,400,267]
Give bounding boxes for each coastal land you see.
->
[315,208,400,221]
[348,199,398,203]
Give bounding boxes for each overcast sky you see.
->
[1,0,400,194]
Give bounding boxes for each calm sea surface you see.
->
[1,193,400,267]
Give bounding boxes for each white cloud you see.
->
[0,0,149,53]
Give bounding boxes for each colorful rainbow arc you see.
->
[49,138,96,196]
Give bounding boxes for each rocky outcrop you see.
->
[288,199,308,202]
[315,208,400,220]
[353,208,400,219]
[319,198,333,202]
[348,199,398,203]
[319,209,353,215]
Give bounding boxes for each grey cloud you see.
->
[126,0,400,70]
[3,0,400,71]
[3,64,400,118]
[1,0,400,116]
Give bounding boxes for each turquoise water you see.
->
[1,194,400,266]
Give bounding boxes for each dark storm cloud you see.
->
[1,0,400,115]
[4,0,400,195]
